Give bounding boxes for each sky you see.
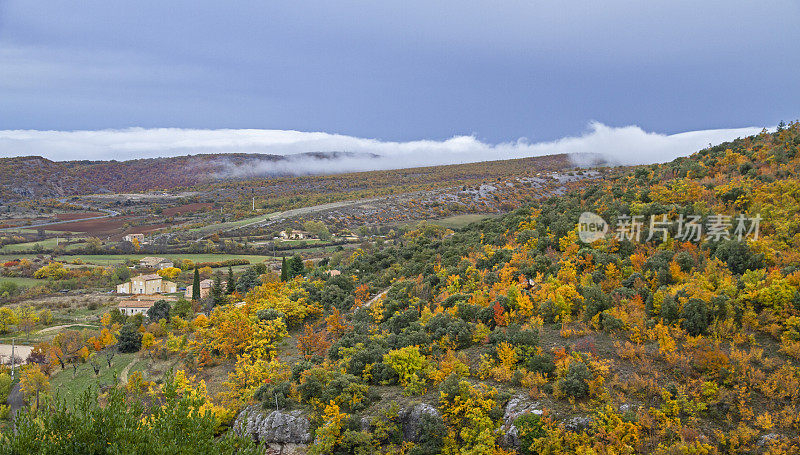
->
[0,1,797,164]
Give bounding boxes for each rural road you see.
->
[196,195,392,239]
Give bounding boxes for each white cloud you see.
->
[0,123,764,176]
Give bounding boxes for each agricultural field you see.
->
[0,237,86,253]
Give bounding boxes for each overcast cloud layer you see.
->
[0,123,764,175]
[0,1,796,142]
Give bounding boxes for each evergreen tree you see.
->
[192,268,201,301]
[236,267,260,294]
[280,257,288,282]
[117,324,142,353]
[289,255,305,279]
[226,266,235,295]
[146,300,171,323]
[211,273,225,307]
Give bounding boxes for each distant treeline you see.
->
[194,258,250,268]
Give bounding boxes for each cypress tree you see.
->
[226,266,235,294]
[192,267,201,301]
[211,273,224,307]
[280,257,288,282]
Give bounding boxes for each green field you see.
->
[0,276,47,288]
[0,238,86,254]
[49,352,148,407]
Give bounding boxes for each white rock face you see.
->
[499,395,542,448]
[234,406,312,444]
[399,403,441,442]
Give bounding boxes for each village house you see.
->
[185,279,227,299]
[117,295,174,316]
[116,274,177,295]
[279,229,313,240]
[185,279,215,299]
[123,233,145,243]
[137,256,173,270]
[117,299,154,316]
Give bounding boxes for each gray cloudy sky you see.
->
[0,1,797,162]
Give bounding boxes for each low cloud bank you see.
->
[0,123,764,175]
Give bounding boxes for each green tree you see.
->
[682,298,709,336]
[558,361,591,399]
[280,257,288,282]
[288,255,304,279]
[111,265,132,283]
[226,266,235,295]
[192,267,201,301]
[211,273,226,307]
[147,300,171,323]
[172,298,193,319]
[118,324,142,353]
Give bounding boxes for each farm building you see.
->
[279,229,313,240]
[123,233,145,243]
[138,256,173,269]
[116,274,177,295]
[118,298,156,316]
[185,279,226,299]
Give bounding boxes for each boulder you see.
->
[234,405,312,445]
[499,395,542,449]
[262,443,309,455]
[757,433,781,447]
[399,403,441,442]
[564,415,595,433]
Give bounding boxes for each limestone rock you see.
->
[757,433,781,447]
[399,403,441,442]
[564,415,595,433]
[234,405,312,445]
[499,395,542,448]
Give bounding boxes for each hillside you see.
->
[0,151,380,202]
[7,124,800,454]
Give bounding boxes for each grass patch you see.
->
[429,214,497,229]
[0,277,46,288]
[49,352,137,407]
[0,238,86,254]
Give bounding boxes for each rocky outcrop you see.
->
[564,415,595,433]
[499,395,542,449]
[234,405,312,445]
[260,443,309,455]
[757,433,781,447]
[398,403,441,442]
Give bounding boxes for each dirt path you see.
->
[364,288,389,308]
[119,358,137,384]
[36,323,98,335]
